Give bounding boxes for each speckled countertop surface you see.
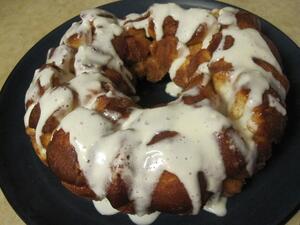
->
[0,0,299,224]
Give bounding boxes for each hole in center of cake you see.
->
[135,75,176,108]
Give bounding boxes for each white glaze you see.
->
[165,81,182,97]
[169,42,190,79]
[128,212,160,225]
[268,94,286,115]
[182,86,200,97]
[125,3,216,43]
[93,198,160,225]
[93,198,119,215]
[68,72,110,109]
[210,25,286,160]
[202,22,220,49]
[35,87,73,150]
[165,41,189,97]
[62,8,135,93]
[60,100,234,215]
[218,7,238,25]
[25,66,57,104]
[203,194,227,216]
[196,62,211,86]
[47,45,74,73]
[229,129,256,173]
[24,103,35,127]
[213,27,282,73]
[60,107,115,198]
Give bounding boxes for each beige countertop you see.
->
[0,0,299,224]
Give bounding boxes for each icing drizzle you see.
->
[60,100,233,215]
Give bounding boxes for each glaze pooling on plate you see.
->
[93,199,160,225]
[23,2,288,224]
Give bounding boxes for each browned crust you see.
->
[147,131,179,146]
[162,16,179,37]
[102,67,135,95]
[236,10,261,30]
[143,35,178,82]
[95,95,135,120]
[106,174,133,212]
[252,89,287,168]
[112,28,151,65]
[150,171,193,214]
[29,104,40,129]
[47,129,88,186]
[65,31,91,49]
[218,129,248,178]
[217,129,248,196]
[173,49,211,88]
[62,181,97,199]
[207,32,223,54]
[253,58,289,91]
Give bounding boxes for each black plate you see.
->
[1,0,300,225]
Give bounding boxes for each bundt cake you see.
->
[24,2,289,220]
